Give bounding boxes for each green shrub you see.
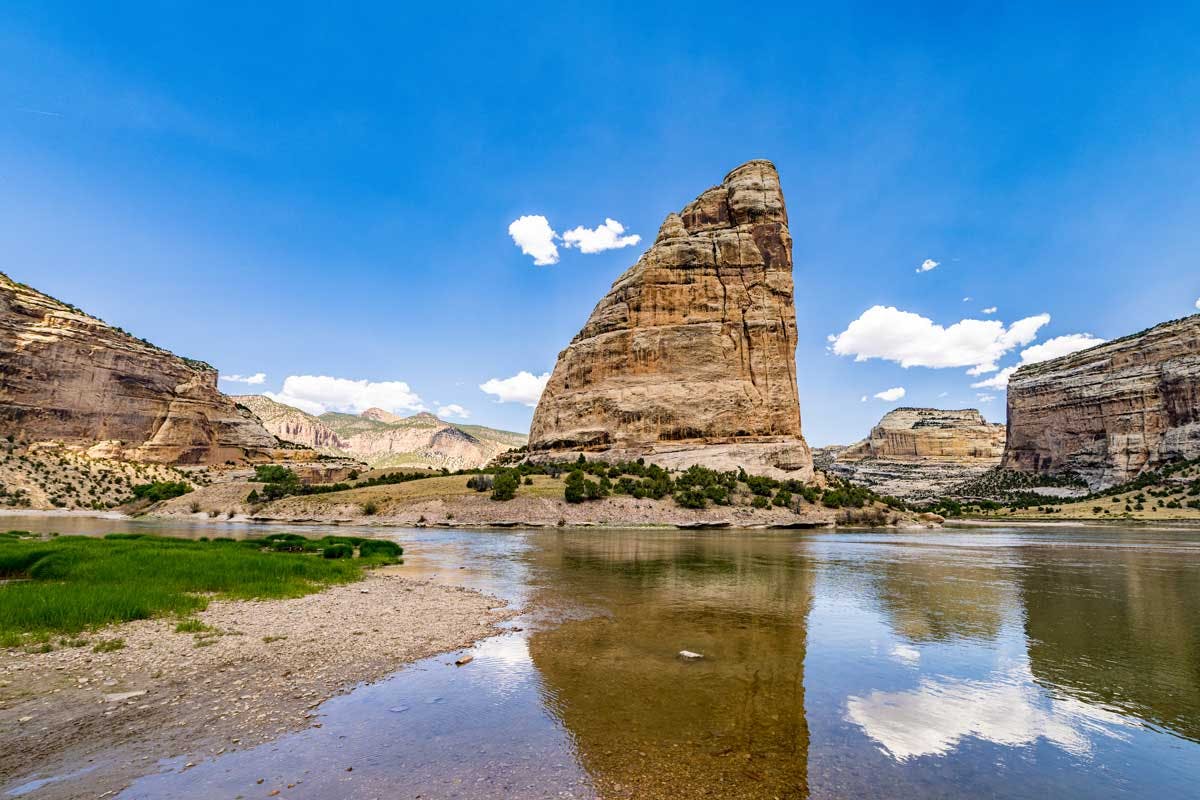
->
[322,543,353,559]
[491,470,520,501]
[358,540,403,559]
[130,481,192,503]
[752,496,770,509]
[772,489,792,508]
[253,465,297,483]
[564,470,586,503]
[361,501,379,516]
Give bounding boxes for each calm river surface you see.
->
[6,516,1200,799]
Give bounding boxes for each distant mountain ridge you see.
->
[232,395,526,470]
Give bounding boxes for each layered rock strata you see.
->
[1003,315,1200,489]
[528,160,813,479]
[829,408,1005,499]
[0,272,277,464]
[235,396,527,471]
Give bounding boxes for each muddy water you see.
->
[4,518,1200,799]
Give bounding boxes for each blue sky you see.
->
[2,3,1199,445]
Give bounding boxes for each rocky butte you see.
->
[528,160,813,479]
[1003,314,1200,489]
[829,408,1005,499]
[0,272,276,464]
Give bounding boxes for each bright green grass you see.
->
[0,533,400,646]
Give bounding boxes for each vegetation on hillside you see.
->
[925,459,1200,519]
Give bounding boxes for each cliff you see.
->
[0,273,276,464]
[1003,315,1200,489]
[829,408,1005,499]
[528,160,813,479]
[232,395,346,452]
[235,396,527,471]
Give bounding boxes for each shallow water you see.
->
[5,517,1200,798]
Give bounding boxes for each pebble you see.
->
[678,650,704,660]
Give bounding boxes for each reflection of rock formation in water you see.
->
[527,534,812,799]
[872,556,1015,644]
[1018,547,1200,741]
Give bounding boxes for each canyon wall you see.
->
[528,160,813,479]
[1003,315,1200,489]
[0,272,277,464]
[829,408,1005,499]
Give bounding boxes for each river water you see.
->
[5,516,1200,799]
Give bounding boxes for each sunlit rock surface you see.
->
[529,160,813,479]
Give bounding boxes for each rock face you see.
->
[0,273,277,464]
[528,160,813,479]
[1003,315,1200,489]
[233,395,346,452]
[236,396,528,471]
[829,408,1005,499]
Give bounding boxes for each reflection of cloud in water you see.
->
[890,643,920,666]
[463,634,533,697]
[846,664,1134,761]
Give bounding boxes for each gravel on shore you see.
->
[0,572,512,799]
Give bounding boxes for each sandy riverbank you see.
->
[0,572,512,799]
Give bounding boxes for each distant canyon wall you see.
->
[1003,315,1200,489]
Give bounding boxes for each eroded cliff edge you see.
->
[0,272,276,464]
[528,160,813,479]
[1003,314,1200,489]
[829,408,1005,499]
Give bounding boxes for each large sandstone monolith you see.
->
[1003,314,1200,489]
[528,160,813,479]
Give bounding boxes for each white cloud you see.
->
[976,393,997,403]
[1019,333,1106,364]
[981,306,997,315]
[846,665,1132,762]
[221,372,266,385]
[436,404,470,420]
[971,367,1018,391]
[264,375,425,416]
[1195,297,1200,310]
[479,371,550,407]
[962,297,972,302]
[874,387,907,402]
[971,333,1107,390]
[937,391,949,398]
[561,218,640,254]
[860,395,868,403]
[830,306,1050,375]
[508,215,559,265]
[916,258,939,273]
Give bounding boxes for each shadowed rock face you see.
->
[0,272,276,464]
[1003,315,1200,489]
[529,160,812,479]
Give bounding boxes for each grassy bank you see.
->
[0,531,402,647]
